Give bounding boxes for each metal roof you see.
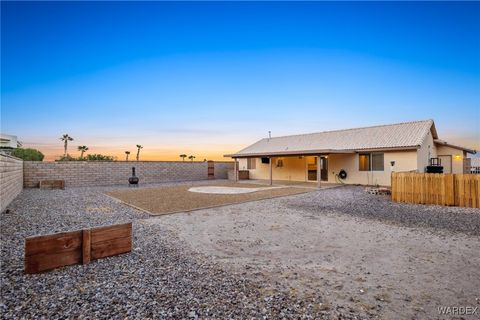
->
[226,120,441,158]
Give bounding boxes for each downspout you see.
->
[233,157,238,182]
[370,153,373,186]
[269,156,273,186]
[317,155,321,188]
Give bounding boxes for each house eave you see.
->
[224,149,354,158]
[224,146,419,158]
[434,139,477,154]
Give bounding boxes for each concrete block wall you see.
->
[0,154,23,212]
[213,161,235,179]
[24,161,234,188]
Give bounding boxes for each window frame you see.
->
[371,152,384,171]
[359,153,371,171]
[359,152,385,172]
[247,158,256,170]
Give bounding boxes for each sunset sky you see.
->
[1,2,479,161]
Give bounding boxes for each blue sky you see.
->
[1,1,479,160]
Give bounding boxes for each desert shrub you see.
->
[11,148,44,161]
[57,154,76,161]
[85,154,115,161]
[57,153,115,161]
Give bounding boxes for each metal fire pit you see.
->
[129,167,139,187]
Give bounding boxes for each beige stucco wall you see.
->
[435,145,466,174]
[416,130,468,173]
[238,150,418,186]
[417,131,436,173]
[328,151,417,186]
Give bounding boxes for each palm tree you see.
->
[136,145,143,161]
[179,154,187,161]
[188,155,196,162]
[77,145,89,158]
[125,151,131,161]
[60,134,74,156]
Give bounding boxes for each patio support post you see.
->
[317,155,321,188]
[234,157,238,182]
[269,157,273,186]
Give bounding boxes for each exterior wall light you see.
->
[454,155,461,160]
[390,161,396,172]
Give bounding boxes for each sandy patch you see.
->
[188,186,282,194]
[154,189,480,319]
[106,182,312,215]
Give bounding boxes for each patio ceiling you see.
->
[224,149,355,158]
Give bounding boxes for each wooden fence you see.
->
[25,223,132,274]
[391,173,480,208]
[207,160,214,179]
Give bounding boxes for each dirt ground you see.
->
[106,182,313,215]
[153,187,480,319]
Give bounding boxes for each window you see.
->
[247,158,256,169]
[359,154,370,171]
[359,153,384,171]
[276,159,284,167]
[371,153,384,171]
[261,157,270,164]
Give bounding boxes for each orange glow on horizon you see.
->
[29,144,242,162]
[22,133,479,162]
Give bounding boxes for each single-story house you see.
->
[225,119,476,186]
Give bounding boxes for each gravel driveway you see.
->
[1,184,360,319]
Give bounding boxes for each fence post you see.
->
[446,174,454,206]
[391,173,395,201]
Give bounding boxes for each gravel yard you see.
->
[1,182,479,319]
[288,186,480,236]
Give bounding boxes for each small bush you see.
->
[85,154,115,161]
[11,148,45,161]
[57,154,76,161]
[57,153,115,161]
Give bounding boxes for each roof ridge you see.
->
[267,119,433,140]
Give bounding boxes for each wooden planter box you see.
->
[25,223,132,274]
[39,180,65,189]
